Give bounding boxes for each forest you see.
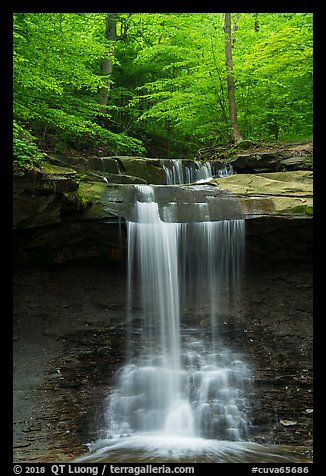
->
[13,12,313,164]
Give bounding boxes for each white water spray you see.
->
[163,159,233,184]
[105,184,250,443]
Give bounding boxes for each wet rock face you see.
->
[13,221,128,265]
[13,258,312,462]
[234,259,313,447]
[245,219,312,260]
[13,164,79,230]
[13,263,128,462]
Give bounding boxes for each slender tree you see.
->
[224,13,243,143]
[99,13,128,127]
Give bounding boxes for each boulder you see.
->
[229,152,279,171]
[228,144,313,173]
[86,157,121,174]
[279,156,312,170]
[116,156,165,184]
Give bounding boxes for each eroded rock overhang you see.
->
[13,157,313,264]
[78,170,313,224]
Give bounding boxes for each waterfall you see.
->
[163,159,233,184]
[104,185,251,443]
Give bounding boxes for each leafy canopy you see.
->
[13,13,313,160]
[13,13,145,159]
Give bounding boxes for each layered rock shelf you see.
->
[13,143,313,264]
[211,171,313,219]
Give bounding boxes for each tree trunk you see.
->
[224,13,243,144]
[99,57,113,119]
[99,14,127,126]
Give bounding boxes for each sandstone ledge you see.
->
[210,171,313,219]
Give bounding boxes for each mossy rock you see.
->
[266,197,313,218]
[116,157,165,184]
[39,162,77,176]
[287,204,313,217]
[78,181,107,204]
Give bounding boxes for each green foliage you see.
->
[232,13,313,142]
[116,13,312,150]
[13,13,145,156]
[13,121,45,167]
[13,13,313,159]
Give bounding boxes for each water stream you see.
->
[163,159,233,184]
[77,162,311,463]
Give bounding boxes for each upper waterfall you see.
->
[163,159,233,184]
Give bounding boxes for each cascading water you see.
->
[102,183,250,447]
[76,166,312,463]
[163,159,233,184]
